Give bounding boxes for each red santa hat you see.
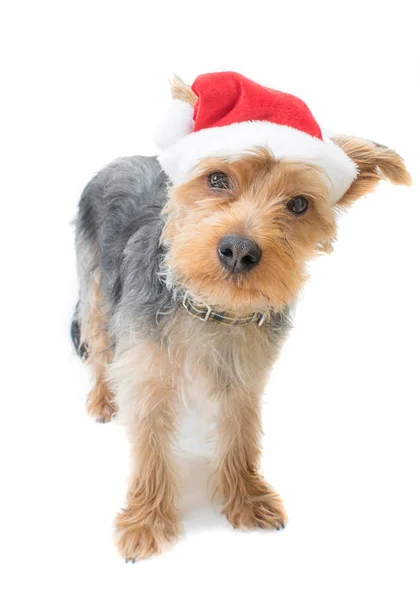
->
[157,72,357,203]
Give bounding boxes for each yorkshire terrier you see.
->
[72,72,411,560]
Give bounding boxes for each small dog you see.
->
[73,72,411,561]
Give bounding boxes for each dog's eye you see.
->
[207,172,230,190]
[286,196,309,215]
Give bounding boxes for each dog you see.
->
[72,72,411,561]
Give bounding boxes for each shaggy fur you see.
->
[73,81,411,561]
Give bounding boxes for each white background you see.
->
[1,2,417,599]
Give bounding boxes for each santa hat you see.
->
[157,72,357,203]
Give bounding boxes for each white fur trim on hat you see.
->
[157,107,357,203]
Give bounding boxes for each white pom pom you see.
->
[155,99,194,150]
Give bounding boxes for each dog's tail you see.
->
[71,303,89,361]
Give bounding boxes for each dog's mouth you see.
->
[163,248,292,314]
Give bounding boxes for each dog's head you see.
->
[160,74,411,314]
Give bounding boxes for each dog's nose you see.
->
[217,234,262,273]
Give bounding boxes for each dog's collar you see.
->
[182,294,267,327]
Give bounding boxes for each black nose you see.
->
[217,234,262,273]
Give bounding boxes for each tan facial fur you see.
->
[162,149,337,314]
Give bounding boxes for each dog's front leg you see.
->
[111,341,180,561]
[215,389,287,530]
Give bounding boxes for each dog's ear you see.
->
[331,135,412,207]
[169,74,197,107]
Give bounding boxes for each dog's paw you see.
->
[223,480,287,530]
[115,506,180,561]
[86,383,117,423]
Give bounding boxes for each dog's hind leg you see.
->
[71,302,89,361]
[81,270,117,423]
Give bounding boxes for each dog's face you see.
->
[163,150,337,313]
[161,83,411,314]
